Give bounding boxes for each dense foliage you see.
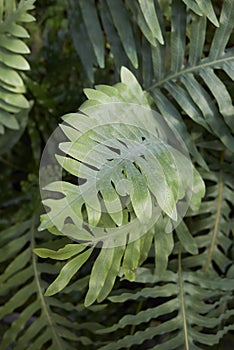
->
[0,0,233,349]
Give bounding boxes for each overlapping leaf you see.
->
[0,217,103,350]
[148,0,234,153]
[66,0,234,164]
[96,266,234,349]
[40,67,205,243]
[1,1,233,349]
[66,0,164,80]
[171,159,234,274]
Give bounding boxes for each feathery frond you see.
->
[0,215,104,350]
[97,264,234,350]
[1,1,233,349]
[0,0,35,134]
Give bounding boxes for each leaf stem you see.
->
[178,245,189,350]
[146,55,234,91]
[127,300,143,350]
[203,151,224,272]
[31,205,64,350]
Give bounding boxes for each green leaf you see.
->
[0,217,99,350]
[176,221,198,255]
[0,109,19,129]
[0,64,23,86]
[151,89,208,170]
[0,35,30,54]
[182,0,203,15]
[189,14,206,66]
[106,0,138,68]
[0,48,30,70]
[0,0,34,134]
[171,0,186,72]
[79,0,105,68]
[126,1,157,47]
[66,0,97,82]
[199,68,234,130]
[138,0,164,44]
[99,0,129,71]
[122,238,141,281]
[0,87,29,108]
[34,244,87,260]
[195,0,219,26]
[85,245,125,306]
[154,217,174,276]
[96,245,125,303]
[98,267,234,349]
[45,248,93,296]
[184,166,233,273]
[182,73,234,150]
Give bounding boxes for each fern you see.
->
[0,0,234,349]
[172,156,234,274]
[0,213,106,349]
[36,67,205,306]
[97,265,234,349]
[67,0,234,162]
[36,1,233,347]
[148,0,234,153]
[0,0,35,134]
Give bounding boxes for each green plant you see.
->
[0,0,233,349]
[0,0,35,135]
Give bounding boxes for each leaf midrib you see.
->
[203,153,224,272]
[31,211,64,350]
[147,54,234,91]
[178,246,189,350]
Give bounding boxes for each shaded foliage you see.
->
[0,1,233,349]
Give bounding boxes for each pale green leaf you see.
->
[0,109,19,129]
[154,217,174,276]
[0,48,30,70]
[0,35,30,54]
[96,245,125,302]
[34,244,87,260]
[122,238,141,281]
[85,246,124,306]
[45,248,93,296]
[176,221,198,255]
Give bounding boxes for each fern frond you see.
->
[148,0,234,151]
[97,265,234,349]
[0,217,103,349]
[0,0,35,134]
[182,0,219,26]
[1,1,233,349]
[172,159,234,274]
[66,0,234,160]
[39,67,204,236]
[37,67,206,305]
